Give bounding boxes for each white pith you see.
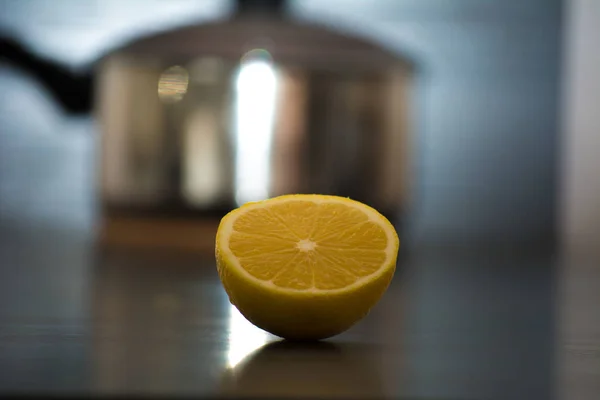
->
[296,239,317,252]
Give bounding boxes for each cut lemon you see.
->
[215,194,399,340]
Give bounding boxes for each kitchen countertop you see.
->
[1,227,598,400]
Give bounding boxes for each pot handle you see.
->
[0,34,94,114]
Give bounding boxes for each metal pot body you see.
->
[96,19,413,222]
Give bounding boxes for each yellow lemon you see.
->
[215,194,399,340]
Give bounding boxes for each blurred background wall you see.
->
[560,0,600,260]
[0,0,587,254]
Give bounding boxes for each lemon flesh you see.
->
[215,194,399,340]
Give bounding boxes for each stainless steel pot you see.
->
[0,0,415,252]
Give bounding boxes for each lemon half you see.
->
[215,194,399,340]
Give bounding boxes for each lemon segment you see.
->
[215,194,399,340]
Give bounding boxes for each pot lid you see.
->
[105,0,413,71]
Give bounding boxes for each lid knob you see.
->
[234,0,287,15]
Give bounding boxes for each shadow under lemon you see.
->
[219,340,385,398]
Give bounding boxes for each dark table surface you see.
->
[0,226,599,400]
